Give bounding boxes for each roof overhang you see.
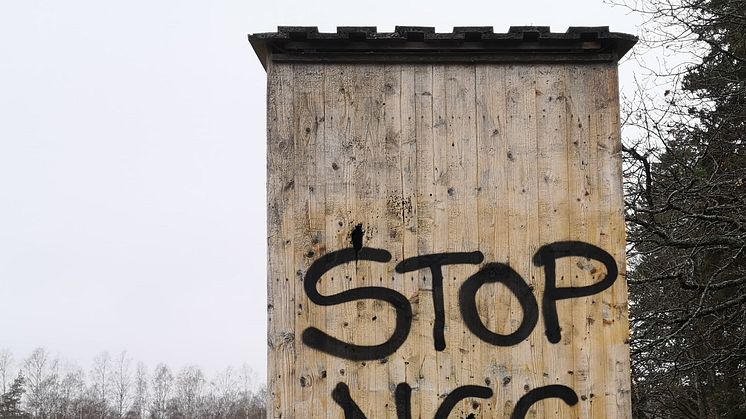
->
[249,26,638,70]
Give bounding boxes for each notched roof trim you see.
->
[249,26,637,70]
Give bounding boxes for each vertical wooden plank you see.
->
[534,64,573,418]
[413,64,439,419]
[431,63,452,412]
[292,63,327,419]
[475,64,509,419]
[322,63,358,419]
[266,61,295,419]
[400,68,418,261]
[504,64,542,417]
[383,63,405,419]
[565,63,588,419]
[398,63,421,418]
[610,64,633,418]
[566,63,601,419]
[349,64,387,417]
[591,62,614,419]
[444,64,480,418]
[595,63,632,417]
[584,63,609,419]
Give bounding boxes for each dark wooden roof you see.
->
[249,26,637,70]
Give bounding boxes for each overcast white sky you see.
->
[0,0,643,382]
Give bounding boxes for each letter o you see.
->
[459,263,539,346]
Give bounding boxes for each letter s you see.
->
[302,247,412,360]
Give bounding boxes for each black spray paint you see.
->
[332,382,574,418]
[304,240,617,355]
[302,247,413,360]
[433,385,493,419]
[395,383,412,419]
[395,252,484,351]
[302,236,618,417]
[331,382,412,419]
[351,224,364,257]
[459,263,539,346]
[532,241,618,343]
[331,382,367,419]
[510,385,579,419]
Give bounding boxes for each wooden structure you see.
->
[250,26,636,419]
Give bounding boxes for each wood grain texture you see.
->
[266,62,631,418]
[267,61,295,418]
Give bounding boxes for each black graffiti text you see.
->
[331,382,578,419]
[302,240,618,360]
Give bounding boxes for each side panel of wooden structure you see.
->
[267,62,631,418]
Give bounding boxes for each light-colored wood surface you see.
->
[412,64,439,419]
[266,62,631,418]
[534,64,571,419]
[267,60,295,418]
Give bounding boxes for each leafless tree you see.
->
[90,351,111,418]
[129,362,148,419]
[209,367,238,418]
[58,361,86,419]
[174,365,205,418]
[149,364,172,419]
[4,349,267,419]
[22,347,59,417]
[110,351,132,418]
[0,348,13,395]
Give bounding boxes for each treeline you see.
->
[0,348,266,419]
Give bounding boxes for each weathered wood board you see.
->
[266,61,631,418]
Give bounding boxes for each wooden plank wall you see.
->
[266,61,631,418]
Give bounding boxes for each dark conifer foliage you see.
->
[0,375,30,419]
[621,0,746,417]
